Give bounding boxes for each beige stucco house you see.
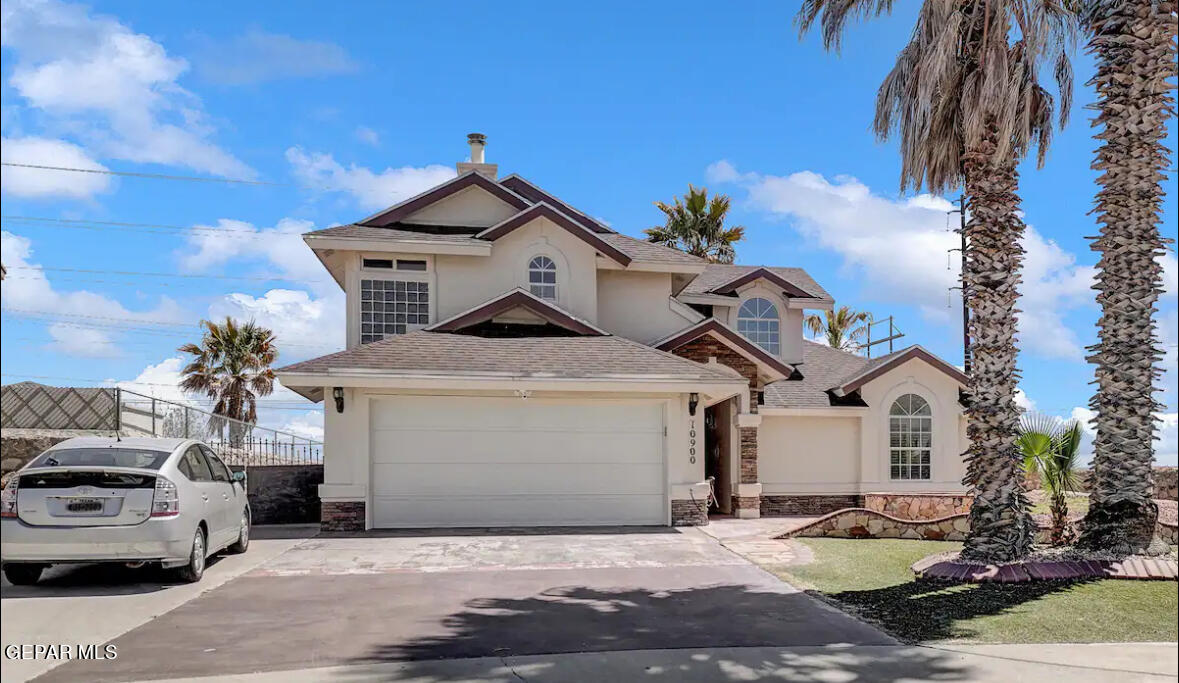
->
[276,135,970,531]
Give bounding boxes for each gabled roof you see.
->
[652,318,796,381]
[681,264,831,300]
[426,288,607,336]
[761,341,968,409]
[304,224,487,246]
[477,203,633,266]
[274,332,746,390]
[830,345,969,397]
[598,233,706,266]
[358,171,530,227]
[499,174,613,234]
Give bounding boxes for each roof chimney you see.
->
[456,132,497,179]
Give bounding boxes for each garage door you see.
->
[370,396,666,527]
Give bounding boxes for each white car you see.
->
[1,437,250,585]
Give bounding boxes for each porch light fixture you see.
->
[332,387,345,413]
[688,392,699,416]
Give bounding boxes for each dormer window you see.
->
[737,297,780,355]
[528,256,558,302]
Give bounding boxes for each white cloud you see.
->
[2,230,187,334]
[286,147,455,211]
[280,410,324,441]
[207,289,345,358]
[180,217,327,285]
[354,126,380,147]
[1,136,112,198]
[191,30,357,85]
[46,322,119,357]
[1,0,252,178]
[1014,388,1036,412]
[1057,405,1177,467]
[714,162,1095,360]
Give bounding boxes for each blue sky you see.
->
[2,0,1176,462]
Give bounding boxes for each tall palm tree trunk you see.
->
[1077,0,1176,556]
[960,120,1035,563]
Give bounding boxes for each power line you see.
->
[1,162,288,187]
[4,265,330,285]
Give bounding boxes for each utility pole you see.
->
[947,196,970,374]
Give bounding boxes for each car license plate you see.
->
[66,498,104,513]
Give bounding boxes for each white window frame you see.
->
[356,255,433,345]
[889,393,932,480]
[527,255,558,302]
[736,297,780,355]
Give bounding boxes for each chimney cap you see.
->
[467,133,486,144]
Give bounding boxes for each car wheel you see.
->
[228,510,250,554]
[175,527,206,583]
[3,564,45,586]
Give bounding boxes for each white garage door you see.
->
[370,396,666,528]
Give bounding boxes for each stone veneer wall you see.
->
[321,501,365,532]
[671,499,709,526]
[783,508,970,541]
[863,493,974,520]
[228,465,322,525]
[761,494,862,517]
[668,336,760,408]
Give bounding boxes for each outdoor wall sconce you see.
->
[332,387,345,413]
[688,392,699,416]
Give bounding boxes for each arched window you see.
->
[889,394,932,480]
[528,256,557,301]
[737,297,780,354]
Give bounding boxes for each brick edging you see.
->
[912,552,1178,582]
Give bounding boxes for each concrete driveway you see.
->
[23,525,894,682]
[0,525,315,683]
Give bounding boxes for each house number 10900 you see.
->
[688,419,697,464]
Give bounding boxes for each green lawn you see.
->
[773,538,1177,644]
[1029,493,1089,518]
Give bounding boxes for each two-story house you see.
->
[276,135,970,531]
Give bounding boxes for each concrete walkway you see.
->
[144,643,1179,682]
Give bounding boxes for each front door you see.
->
[704,399,733,514]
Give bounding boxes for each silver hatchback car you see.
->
[1,437,250,585]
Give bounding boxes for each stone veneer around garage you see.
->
[321,501,365,532]
[671,499,709,526]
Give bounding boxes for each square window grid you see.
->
[360,279,429,344]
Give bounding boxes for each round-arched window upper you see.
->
[737,297,780,354]
[889,394,931,480]
[528,256,557,301]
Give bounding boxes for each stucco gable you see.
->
[477,203,632,266]
[358,171,530,227]
[426,288,607,336]
[830,345,968,397]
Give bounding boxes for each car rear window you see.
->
[27,448,171,471]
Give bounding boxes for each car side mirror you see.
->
[231,470,247,483]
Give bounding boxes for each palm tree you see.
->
[645,185,745,263]
[1075,0,1176,557]
[1018,413,1083,546]
[798,1,1077,563]
[178,318,277,444]
[805,306,870,351]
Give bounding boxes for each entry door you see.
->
[369,396,666,528]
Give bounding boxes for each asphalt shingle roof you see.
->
[597,233,705,265]
[276,331,743,382]
[681,264,831,300]
[762,341,873,408]
[304,224,487,245]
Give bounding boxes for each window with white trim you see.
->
[889,394,931,480]
[528,255,557,301]
[360,279,429,344]
[736,297,780,354]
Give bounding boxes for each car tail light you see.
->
[1,476,17,518]
[151,476,180,517]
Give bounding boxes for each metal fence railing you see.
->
[117,390,323,466]
[0,382,322,466]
